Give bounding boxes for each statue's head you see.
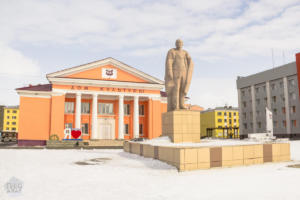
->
[175,39,183,49]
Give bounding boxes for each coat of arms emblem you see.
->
[102,68,117,79]
[106,69,114,76]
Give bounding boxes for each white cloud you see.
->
[189,77,238,109]
[0,43,44,106]
[0,0,299,107]
[0,43,41,76]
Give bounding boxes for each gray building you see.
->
[237,53,300,139]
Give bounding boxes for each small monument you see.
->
[162,39,201,143]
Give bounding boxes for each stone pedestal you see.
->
[162,110,201,143]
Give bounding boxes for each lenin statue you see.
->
[165,39,194,112]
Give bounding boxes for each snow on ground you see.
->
[140,136,289,147]
[0,141,299,200]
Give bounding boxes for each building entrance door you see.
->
[97,118,115,139]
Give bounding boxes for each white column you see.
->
[133,96,139,138]
[75,93,81,129]
[118,95,124,139]
[283,77,291,134]
[91,94,98,139]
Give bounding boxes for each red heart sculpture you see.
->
[71,129,81,139]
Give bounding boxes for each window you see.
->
[256,111,260,116]
[290,92,296,100]
[12,128,16,131]
[65,123,72,129]
[282,107,286,114]
[243,123,247,129]
[139,105,144,116]
[12,116,16,119]
[7,116,9,119]
[264,97,268,105]
[81,102,90,114]
[257,122,262,129]
[124,124,129,135]
[274,121,278,128]
[124,104,130,115]
[229,112,232,117]
[224,119,227,122]
[281,94,285,102]
[65,102,74,113]
[243,112,246,119]
[233,112,236,116]
[6,128,9,130]
[6,110,10,113]
[6,122,9,125]
[243,101,247,108]
[98,103,114,115]
[289,79,295,87]
[224,112,227,116]
[81,123,89,134]
[12,122,16,125]
[255,87,259,93]
[234,119,236,122]
[271,83,276,90]
[256,99,260,105]
[218,126,222,129]
[279,81,283,88]
[291,106,296,114]
[139,124,143,135]
[217,112,222,116]
[229,119,232,124]
[13,110,17,113]
[291,120,297,127]
[218,119,222,123]
[250,123,253,128]
[282,120,287,128]
[273,108,277,115]
[272,96,277,103]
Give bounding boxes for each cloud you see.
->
[0,43,41,76]
[0,43,44,106]
[0,0,299,107]
[189,77,238,109]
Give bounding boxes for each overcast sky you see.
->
[0,0,299,108]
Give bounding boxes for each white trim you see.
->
[18,94,51,99]
[46,57,164,85]
[48,77,164,90]
[52,88,162,99]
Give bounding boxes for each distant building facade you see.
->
[0,105,5,131]
[2,106,19,132]
[237,53,300,139]
[200,106,239,138]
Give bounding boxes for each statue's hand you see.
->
[167,72,173,80]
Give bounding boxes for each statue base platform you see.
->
[162,110,201,143]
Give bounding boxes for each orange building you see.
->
[16,58,167,146]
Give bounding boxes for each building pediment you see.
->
[46,57,164,85]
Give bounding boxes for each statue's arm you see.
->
[186,51,192,66]
[165,50,174,80]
